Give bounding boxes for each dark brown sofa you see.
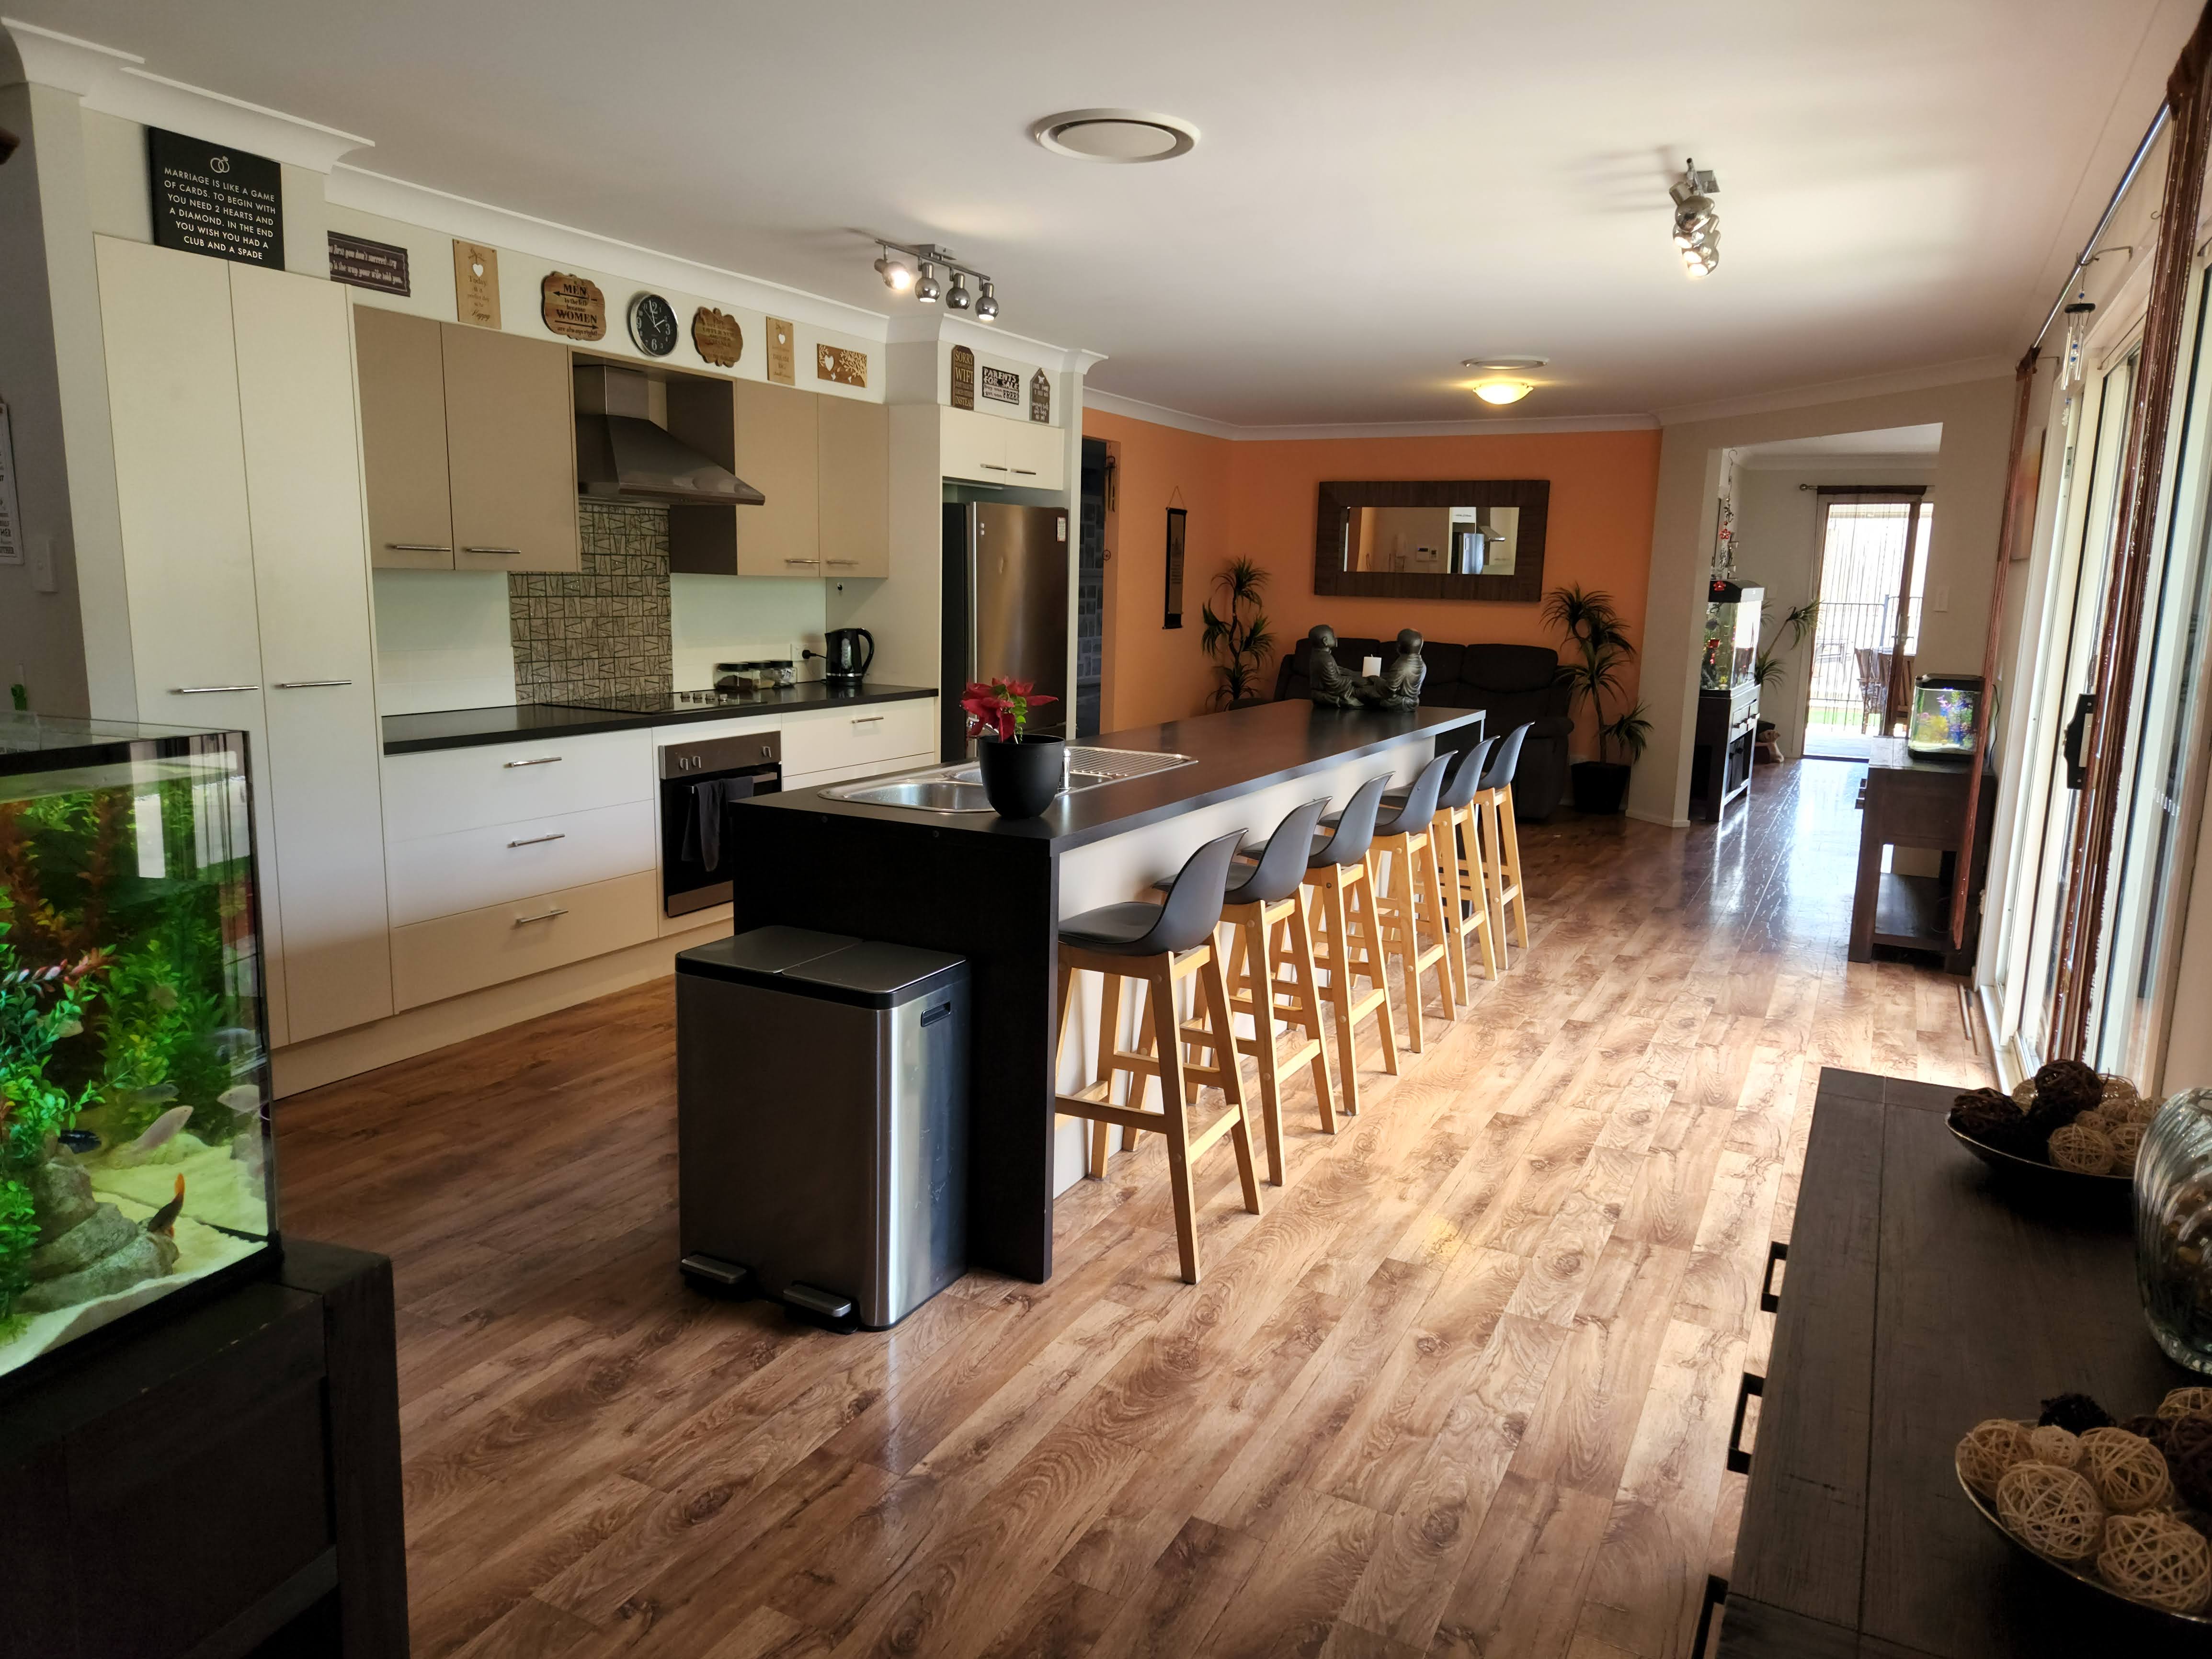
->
[1273,637,1574,820]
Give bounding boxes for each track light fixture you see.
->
[868,239,999,321]
[1670,161,1720,279]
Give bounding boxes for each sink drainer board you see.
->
[824,748,1196,814]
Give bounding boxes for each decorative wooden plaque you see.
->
[692,307,743,367]
[766,318,796,386]
[981,365,1020,405]
[1030,369,1051,424]
[950,344,976,410]
[328,231,409,295]
[816,344,867,388]
[540,271,606,341]
[453,241,501,329]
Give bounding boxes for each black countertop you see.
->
[381,682,936,754]
[755,699,1484,852]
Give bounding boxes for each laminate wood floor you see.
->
[279,758,1994,1659]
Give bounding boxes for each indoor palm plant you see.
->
[1199,557,1275,709]
[1542,583,1641,814]
[962,677,1062,818]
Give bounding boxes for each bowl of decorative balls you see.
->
[1946,1058,2151,1190]
[1955,1388,2212,1621]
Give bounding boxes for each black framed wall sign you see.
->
[148,128,283,268]
[1164,507,1187,629]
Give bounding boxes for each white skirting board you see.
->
[270,917,727,1099]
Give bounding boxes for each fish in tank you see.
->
[0,715,274,1381]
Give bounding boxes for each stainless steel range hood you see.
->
[574,364,764,507]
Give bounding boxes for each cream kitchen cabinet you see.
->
[95,236,395,1047]
[356,308,579,573]
[817,394,889,579]
[939,405,1065,492]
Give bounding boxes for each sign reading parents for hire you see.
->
[980,365,1020,405]
[148,128,283,268]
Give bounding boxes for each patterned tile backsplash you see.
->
[509,502,674,702]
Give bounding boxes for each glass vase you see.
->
[2136,1087,2212,1374]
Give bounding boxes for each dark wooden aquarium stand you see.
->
[1690,684,1758,822]
[1712,1069,2197,1658]
[0,1239,407,1659]
[1848,750,1995,969]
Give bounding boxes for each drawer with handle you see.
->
[777,698,935,776]
[390,870,657,1010]
[385,799,655,926]
[382,726,653,841]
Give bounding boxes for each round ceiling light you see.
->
[1462,358,1546,406]
[1474,381,1534,406]
[1032,108,1199,163]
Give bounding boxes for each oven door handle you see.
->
[507,832,567,849]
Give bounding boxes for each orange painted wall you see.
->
[1081,409,1665,750]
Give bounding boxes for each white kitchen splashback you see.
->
[372,570,518,714]
[671,573,828,688]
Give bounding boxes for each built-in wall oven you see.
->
[661,730,781,916]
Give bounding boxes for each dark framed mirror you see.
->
[1312,478,1551,602]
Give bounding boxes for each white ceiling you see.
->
[1737,423,1945,465]
[3,0,2196,426]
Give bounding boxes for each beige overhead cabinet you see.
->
[357,308,579,572]
[817,394,890,579]
[668,377,827,576]
[939,405,1066,492]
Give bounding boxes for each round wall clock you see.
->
[627,292,679,357]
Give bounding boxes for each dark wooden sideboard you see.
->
[1717,1069,2198,1658]
[1849,748,1996,970]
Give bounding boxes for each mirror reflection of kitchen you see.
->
[1341,505,1519,574]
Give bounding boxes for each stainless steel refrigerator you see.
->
[941,502,1070,759]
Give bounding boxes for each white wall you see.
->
[369,570,516,714]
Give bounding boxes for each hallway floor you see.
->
[279,757,1993,1659]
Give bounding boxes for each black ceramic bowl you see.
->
[1946,1123,2132,1193]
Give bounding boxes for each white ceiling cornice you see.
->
[1657,355,2017,427]
[2,17,371,170]
[1083,387,1658,443]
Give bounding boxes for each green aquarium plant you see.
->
[0,931,106,1323]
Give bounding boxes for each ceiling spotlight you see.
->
[1474,381,1533,406]
[975,279,999,323]
[945,271,972,312]
[1671,161,1720,278]
[915,261,940,304]
[874,248,914,292]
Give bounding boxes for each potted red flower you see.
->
[963,677,1062,818]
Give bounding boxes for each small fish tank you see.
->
[0,714,274,1385]
[1907,673,1983,758]
[1700,581,1765,692]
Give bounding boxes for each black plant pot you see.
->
[976,734,1065,818]
[1571,761,1631,815]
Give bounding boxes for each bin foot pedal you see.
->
[783,1282,858,1333]
[680,1253,756,1298]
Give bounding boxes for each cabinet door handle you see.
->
[503,756,563,769]
[272,679,353,690]
[852,715,884,726]
[825,559,859,568]
[465,546,523,556]
[979,463,1010,472]
[507,832,567,848]
[1759,1241,1787,1313]
[783,558,819,568]
[1726,1372,1764,1475]
[1013,468,1037,477]
[170,684,260,694]
[385,543,454,553]
[512,906,569,926]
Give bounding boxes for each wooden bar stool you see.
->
[1360,750,1458,1054]
[1473,722,1534,966]
[1388,736,1499,1005]
[1160,796,1336,1185]
[1055,829,1261,1284]
[1262,773,1400,1117]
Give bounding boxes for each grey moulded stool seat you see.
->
[1155,796,1338,1181]
[1474,722,1535,965]
[1055,828,1262,1284]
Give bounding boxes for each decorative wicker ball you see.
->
[2101,1074,2143,1114]
[2107,1122,2145,1177]
[2173,1433,2212,1512]
[2047,1120,2116,1175]
[1958,1419,2038,1495]
[2097,1510,2212,1614]
[1995,1461,2107,1560]
[2162,1387,2212,1420]
[2034,1059,2106,1121]
[2013,1079,2038,1109]
[2028,1423,2084,1469]
[2080,1427,2175,1514]
[1951,1094,2027,1147]
[2041,1392,2116,1433]
[2125,1092,2163,1126]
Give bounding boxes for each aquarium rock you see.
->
[17,1227,176,1313]
[29,1202,136,1280]
[30,1159,98,1243]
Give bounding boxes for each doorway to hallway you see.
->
[1803,492,1933,759]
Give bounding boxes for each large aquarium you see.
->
[0,715,274,1383]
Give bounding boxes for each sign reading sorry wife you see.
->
[148,128,283,268]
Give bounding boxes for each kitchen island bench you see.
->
[729,699,1486,1281]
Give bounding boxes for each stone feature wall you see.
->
[508,502,674,702]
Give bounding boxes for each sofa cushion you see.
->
[1421,641,1466,686]
[1458,644,1564,694]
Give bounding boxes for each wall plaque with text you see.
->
[981,365,1020,405]
[540,271,606,341]
[766,318,796,385]
[454,241,501,328]
[1031,369,1052,424]
[692,307,743,367]
[148,128,283,268]
[328,231,410,295]
[950,344,976,409]
[816,344,867,388]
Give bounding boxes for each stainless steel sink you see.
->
[823,746,1196,816]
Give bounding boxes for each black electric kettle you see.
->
[811,627,874,688]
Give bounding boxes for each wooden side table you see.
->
[1849,745,1994,969]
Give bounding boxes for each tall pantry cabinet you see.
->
[93,236,394,1047]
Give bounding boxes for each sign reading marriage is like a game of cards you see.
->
[148,127,283,268]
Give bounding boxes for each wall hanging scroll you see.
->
[1164,500,1187,630]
